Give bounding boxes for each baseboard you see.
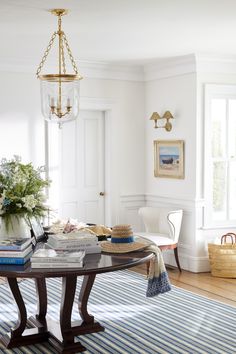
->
[163,251,210,273]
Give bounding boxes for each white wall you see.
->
[143,70,199,271]
[145,74,197,200]
[0,69,146,228]
[0,71,44,167]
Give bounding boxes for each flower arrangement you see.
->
[0,156,50,225]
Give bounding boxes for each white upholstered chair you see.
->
[137,207,183,271]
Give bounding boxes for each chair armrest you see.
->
[167,210,183,243]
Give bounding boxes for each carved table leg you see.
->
[28,278,48,328]
[7,278,27,339]
[0,277,48,349]
[48,275,86,353]
[71,274,105,336]
[79,274,96,324]
[35,278,47,322]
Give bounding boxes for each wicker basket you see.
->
[208,233,236,278]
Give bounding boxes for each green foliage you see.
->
[0,156,50,221]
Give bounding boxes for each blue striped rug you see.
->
[0,270,235,354]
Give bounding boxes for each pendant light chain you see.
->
[36,31,57,78]
[63,34,79,75]
[36,12,79,78]
[61,40,66,75]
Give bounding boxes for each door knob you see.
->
[99,192,105,196]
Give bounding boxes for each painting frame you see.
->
[29,216,46,244]
[154,140,184,179]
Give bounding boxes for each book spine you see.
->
[0,246,23,251]
[48,237,98,246]
[31,257,84,263]
[51,245,101,253]
[0,247,32,258]
[85,246,101,254]
[31,262,83,268]
[47,241,98,249]
[0,257,27,264]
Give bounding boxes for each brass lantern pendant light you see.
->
[36,9,83,128]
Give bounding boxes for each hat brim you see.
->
[100,240,148,253]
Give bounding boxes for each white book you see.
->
[49,232,98,242]
[47,239,99,250]
[31,262,83,268]
[31,248,85,263]
[48,233,98,247]
[84,245,102,254]
[0,245,32,258]
[48,244,101,254]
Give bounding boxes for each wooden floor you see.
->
[132,265,236,307]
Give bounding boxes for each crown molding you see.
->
[0,56,144,82]
[143,54,197,81]
[79,60,144,82]
[195,54,236,75]
[2,54,236,82]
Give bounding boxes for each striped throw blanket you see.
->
[145,244,171,297]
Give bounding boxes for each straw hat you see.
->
[101,224,148,253]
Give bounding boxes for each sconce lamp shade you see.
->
[162,111,174,119]
[150,112,161,121]
[150,112,161,128]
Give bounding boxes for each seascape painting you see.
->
[154,140,184,179]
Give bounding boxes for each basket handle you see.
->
[221,233,236,244]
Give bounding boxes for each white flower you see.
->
[22,195,37,212]
[0,191,6,211]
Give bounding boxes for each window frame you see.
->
[204,84,236,228]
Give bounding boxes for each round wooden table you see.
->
[0,250,153,353]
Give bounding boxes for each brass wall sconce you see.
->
[150,111,174,131]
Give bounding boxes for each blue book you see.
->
[0,238,32,251]
[0,251,33,265]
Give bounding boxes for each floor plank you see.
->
[131,265,236,307]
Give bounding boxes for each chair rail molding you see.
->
[119,194,146,231]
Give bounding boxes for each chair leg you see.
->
[174,247,181,272]
[146,260,150,275]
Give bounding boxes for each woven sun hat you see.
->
[100,224,148,253]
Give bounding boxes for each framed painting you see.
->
[154,140,184,179]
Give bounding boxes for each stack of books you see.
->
[0,238,33,265]
[31,248,85,268]
[47,231,101,254]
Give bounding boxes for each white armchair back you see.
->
[138,207,183,244]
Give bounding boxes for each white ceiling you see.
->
[1,0,236,65]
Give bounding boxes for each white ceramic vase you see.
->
[0,215,31,240]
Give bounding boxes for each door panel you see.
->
[47,110,105,224]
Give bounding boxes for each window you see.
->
[205,85,236,227]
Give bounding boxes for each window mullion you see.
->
[226,98,230,221]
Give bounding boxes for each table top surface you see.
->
[0,250,154,278]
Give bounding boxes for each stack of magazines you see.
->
[31,248,85,268]
[0,238,33,265]
[47,231,101,254]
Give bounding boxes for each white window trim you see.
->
[204,84,236,228]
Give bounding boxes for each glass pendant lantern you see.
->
[36,9,82,128]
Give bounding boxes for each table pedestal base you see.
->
[0,327,49,349]
[0,274,104,353]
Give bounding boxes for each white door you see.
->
[47,110,105,225]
